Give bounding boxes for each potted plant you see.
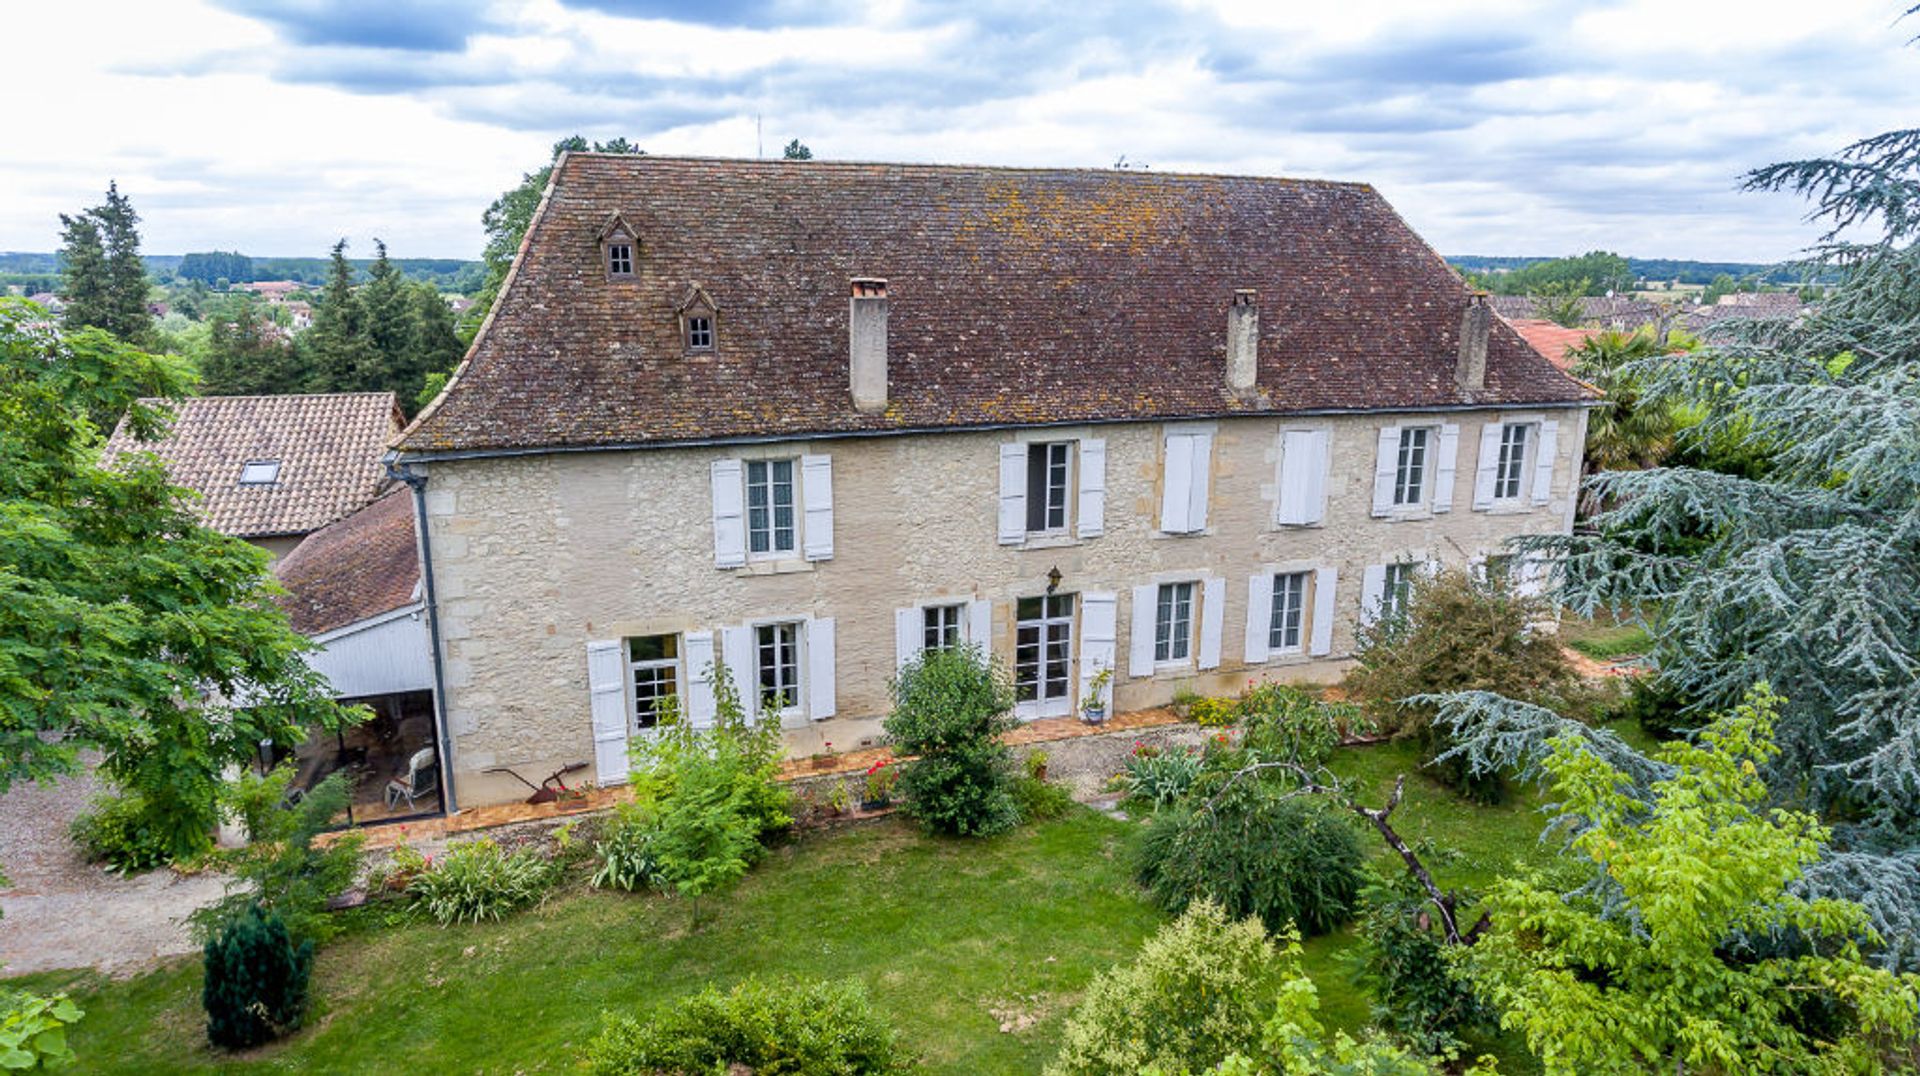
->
[861,759,898,811]
[827,779,852,815]
[1081,665,1113,724]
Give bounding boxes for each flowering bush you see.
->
[1189,696,1239,727]
[862,759,899,803]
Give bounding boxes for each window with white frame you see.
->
[239,459,280,485]
[1382,562,1417,622]
[923,604,964,652]
[1269,571,1309,652]
[1494,423,1530,501]
[1393,427,1431,506]
[1025,442,1072,533]
[745,458,797,556]
[1155,582,1195,663]
[755,621,802,714]
[607,242,633,276]
[686,314,714,350]
[626,634,680,732]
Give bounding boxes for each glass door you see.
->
[1014,593,1075,719]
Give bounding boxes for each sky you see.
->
[6,0,1918,263]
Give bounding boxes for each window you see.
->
[1494,423,1529,501]
[1014,593,1075,709]
[1393,427,1430,506]
[745,459,797,556]
[923,604,964,652]
[607,243,633,275]
[1155,582,1195,663]
[1382,562,1417,622]
[685,315,713,350]
[626,634,680,732]
[1025,442,1072,533]
[1269,572,1308,652]
[238,460,280,485]
[755,622,802,714]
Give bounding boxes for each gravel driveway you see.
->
[0,758,229,977]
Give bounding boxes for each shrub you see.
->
[1012,775,1074,821]
[190,768,363,944]
[1047,900,1275,1076]
[1351,868,1491,1056]
[407,838,555,926]
[1121,743,1203,809]
[68,789,171,874]
[590,804,659,892]
[202,903,312,1049]
[1189,696,1239,727]
[1237,683,1357,769]
[588,975,905,1076]
[1136,782,1366,937]
[0,989,83,1070]
[1345,568,1595,803]
[884,646,1021,837]
[1614,673,1702,740]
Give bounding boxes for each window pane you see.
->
[1395,427,1428,506]
[1026,444,1050,532]
[1270,572,1306,650]
[1046,442,1069,529]
[630,634,677,662]
[1156,582,1192,662]
[1016,596,1043,621]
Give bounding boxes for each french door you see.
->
[1014,593,1075,719]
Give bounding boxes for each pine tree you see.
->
[56,211,111,332]
[359,239,411,392]
[300,239,369,392]
[198,298,303,396]
[93,182,152,343]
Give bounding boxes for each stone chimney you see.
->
[1227,289,1258,397]
[1456,292,1490,396]
[849,277,888,413]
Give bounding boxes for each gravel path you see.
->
[0,758,229,978]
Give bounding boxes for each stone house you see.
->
[390,155,1595,811]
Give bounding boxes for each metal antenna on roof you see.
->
[757,113,763,159]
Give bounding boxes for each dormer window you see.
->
[686,315,714,350]
[598,211,640,280]
[239,460,280,486]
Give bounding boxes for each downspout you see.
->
[391,459,458,815]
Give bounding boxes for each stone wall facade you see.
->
[420,406,1588,806]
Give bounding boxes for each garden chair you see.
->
[384,746,438,811]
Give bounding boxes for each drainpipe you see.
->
[390,459,458,815]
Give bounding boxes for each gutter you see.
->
[389,398,1604,466]
[389,461,458,815]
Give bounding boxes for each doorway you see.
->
[1014,593,1075,719]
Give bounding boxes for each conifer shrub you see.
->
[885,646,1021,837]
[1047,900,1274,1076]
[202,903,312,1049]
[1135,781,1365,937]
[588,975,904,1076]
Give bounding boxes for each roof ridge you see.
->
[561,152,1377,190]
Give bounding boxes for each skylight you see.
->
[239,460,281,485]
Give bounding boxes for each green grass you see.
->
[14,737,1646,1074]
[1562,612,1654,662]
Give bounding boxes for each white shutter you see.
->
[1371,427,1399,517]
[1472,422,1502,510]
[1129,583,1157,676]
[1531,420,1559,505]
[1160,434,1194,533]
[806,618,836,722]
[684,630,718,728]
[587,639,629,785]
[1077,438,1106,538]
[722,626,755,725]
[1432,424,1459,513]
[1309,567,1338,656]
[1198,576,1226,670]
[1243,574,1273,664]
[1187,433,1213,531]
[801,454,834,561]
[966,599,993,655]
[1079,591,1118,713]
[710,459,746,568]
[1277,429,1328,526]
[1360,563,1387,626]
[998,443,1027,544]
[895,607,920,671]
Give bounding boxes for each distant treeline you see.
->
[0,250,483,292]
[1448,254,1814,286]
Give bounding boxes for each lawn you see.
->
[14,736,1636,1074]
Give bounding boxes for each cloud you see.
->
[210,0,492,51]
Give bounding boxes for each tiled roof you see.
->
[398,156,1592,455]
[104,393,402,538]
[274,486,420,636]
[1503,319,1596,374]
